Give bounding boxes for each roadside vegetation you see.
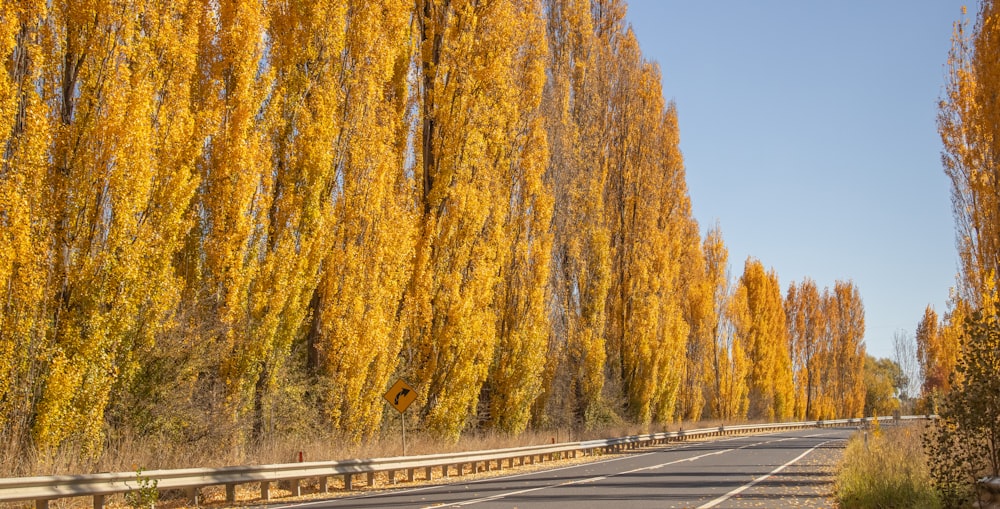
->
[0,0,874,476]
[835,422,940,509]
[15,417,736,478]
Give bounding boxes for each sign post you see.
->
[383,379,417,456]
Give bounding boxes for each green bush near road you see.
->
[835,424,940,509]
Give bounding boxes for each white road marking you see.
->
[439,474,611,507]
[268,431,841,509]
[427,433,796,508]
[695,440,834,509]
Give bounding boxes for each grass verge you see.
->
[835,422,940,509]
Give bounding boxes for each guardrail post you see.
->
[387,470,396,484]
[186,487,199,506]
[261,481,271,501]
[407,468,416,482]
[319,477,329,493]
[93,494,104,509]
[366,472,376,487]
[290,479,302,497]
[442,465,449,478]
[343,474,353,491]
[226,483,236,502]
[425,466,433,480]
[35,499,49,509]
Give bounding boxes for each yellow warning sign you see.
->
[383,379,417,413]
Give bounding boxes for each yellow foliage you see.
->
[311,0,414,441]
[785,278,825,420]
[486,0,553,435]
[0,0,877,457]
[732,258,793,421]
[940,2,1000,311]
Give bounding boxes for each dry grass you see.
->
[9,417,739,476]
[835,422,940,509]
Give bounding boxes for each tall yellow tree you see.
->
[23,0,201,452]
[696,226,754,421]
[184,0,311,444]
[829,280,866,417]
[483,0,553,435]
[678,225,712,422]
[732,258,793,421]
[303,0,415,442]
[0,0,51,449]
[916,306,944,397]
[916,302,964,405]
[407,0,548,441]
[785,278,825,420]
[940,2,1000,310]
[929,5,1000,500]
[598,2,694,426]
[536,0,610,429]
[721,282,751,420]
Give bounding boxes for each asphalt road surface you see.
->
[269,427,852,509]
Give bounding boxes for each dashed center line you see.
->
[427,433,811,508]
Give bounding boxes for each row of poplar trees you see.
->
[0,0,868,460]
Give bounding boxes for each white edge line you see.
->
[252,433,810,509]
[266,450,658,509]
[695,440,833,509]
[431,434,791,508]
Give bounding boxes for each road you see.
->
[266,427,852,509]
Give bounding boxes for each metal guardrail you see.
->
[979,476,1000,508]
[0,415,936,509]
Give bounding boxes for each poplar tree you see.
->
[916,306,945,399]
[722,283,751,420]
[483,0,552,435]
[408,0,548,441]
[940,2,1000,310]
[587,1,694,426]
[830,280,865,417]
[732,259,793,421]
[700,227,739,420]
[5,0,203,452]
[678,227,712,422]
[785,278,824,419]
[305,0,415,442]
[184,0,283,444]
[537,0,611,429]
[0,0,50,448]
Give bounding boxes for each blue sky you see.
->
[623,1,966,359]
